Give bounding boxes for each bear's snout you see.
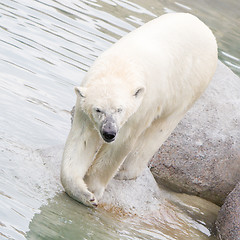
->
[102,130,116,142]
[100,117,118,143]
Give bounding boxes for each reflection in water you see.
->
[25,148,219,240]
[26,173,219,240]
[0,0,238,239]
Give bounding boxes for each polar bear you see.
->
[61,13,218,207]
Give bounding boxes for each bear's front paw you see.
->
[80,190,98,208]
[84,176,105,201]
[62,177,99,207]
[66,187,98,208]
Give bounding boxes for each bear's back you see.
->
[83,13,218,122]
[112,13,217,115]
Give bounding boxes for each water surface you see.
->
[0,0,239,239]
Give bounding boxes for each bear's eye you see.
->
[134,87,145,98]
[117,108,122,113]
[95,108,102,113]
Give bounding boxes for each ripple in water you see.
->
[0,0,238,239]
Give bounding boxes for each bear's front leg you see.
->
[115,113,187,180]
[84,141,133,200]
[61,148,99,207]
[61,109,101,207]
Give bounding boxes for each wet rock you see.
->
[216,182,240,240]
[71,106,75,125]
[150,61,240,206]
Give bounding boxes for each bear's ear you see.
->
[133,87,145,98]
[74,86,86,98]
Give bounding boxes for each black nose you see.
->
[102,131,116,142]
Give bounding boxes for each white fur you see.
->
[61,13,218,207]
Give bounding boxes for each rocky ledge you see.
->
[150,61,240,239]
[216,182,240,240]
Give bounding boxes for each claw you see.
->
[92,203,98,207]
[87,193,98,208]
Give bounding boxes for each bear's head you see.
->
[74,81,145,143]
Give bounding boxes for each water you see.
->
[0,0,239,239]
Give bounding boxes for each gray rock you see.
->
[150,61,240,206]
[216,182,240,240]
[71,106,75,125]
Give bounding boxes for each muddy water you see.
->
[0,0,239,239]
